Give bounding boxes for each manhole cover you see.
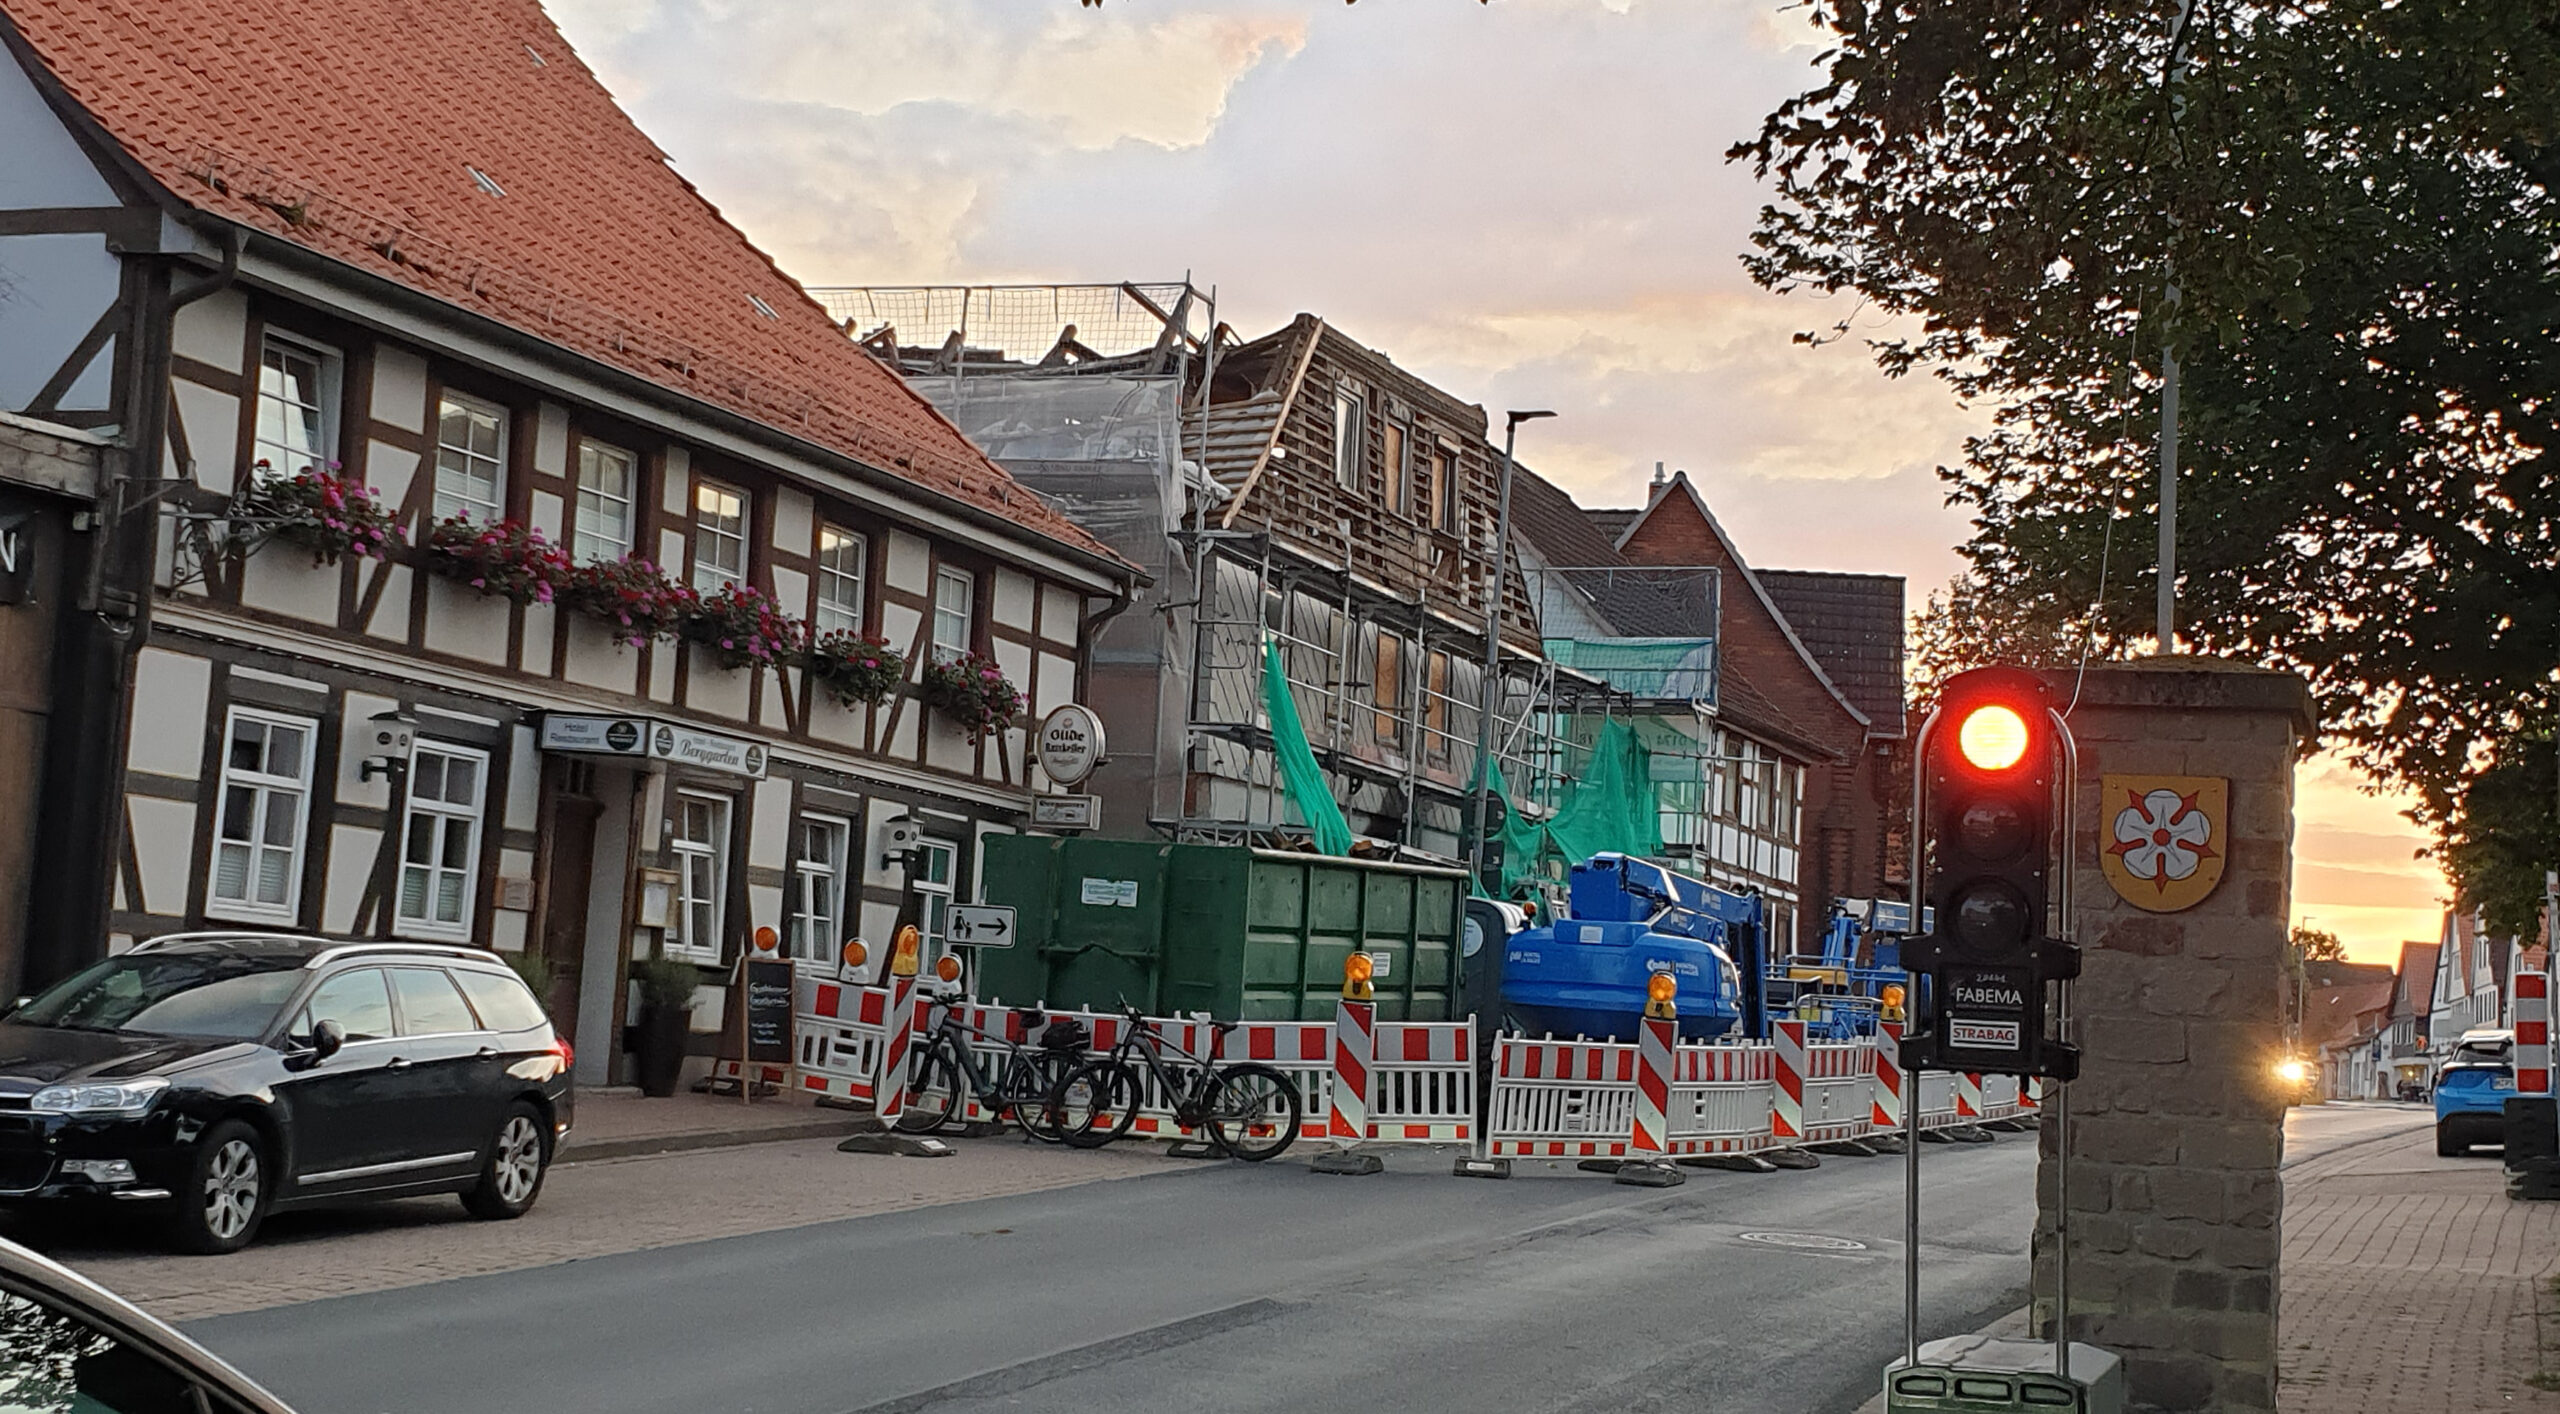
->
[1736,1231,1869,1252]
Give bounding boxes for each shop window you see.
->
[208,708,315,923]
[815,526,867,636]
[784,815,850,965]
[434,393,507,521]
[691,481,748,592]
[253,333,338,481]
[395,742,486,939]
[932,566,975,664]
[670,791,731,961]
[574,440,637,563]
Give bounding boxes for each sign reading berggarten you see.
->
[539,713,767,779]
[1035,704,1105,787]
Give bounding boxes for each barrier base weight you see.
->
[1311,1149,1385,1176]
[837,1132,956,1158]
[1809,1139,1879,1158]
[1763,1148,1822,1171]
[1452,1156,1514,1180]
[1576,1158,1626,1174]
[1613,1159,1685,1188]
[1983,1117,2037,1134]
[1166,1140,1224,1161]
[1681,1153,1778,1173]
[1943,1126,1998,1144]
[1864,1134,1908,1155]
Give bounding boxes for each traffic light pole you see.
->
[1901,706,1939,1375]
[2047,706,2080,1379]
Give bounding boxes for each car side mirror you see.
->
[294,1018,348,1069]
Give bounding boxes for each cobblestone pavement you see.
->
[2279,1106,2560,1412]
[2,1133,1178,1321]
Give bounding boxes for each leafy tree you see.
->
[1732,2,2560,821]
[2441,735,2556,940]
[2289,924,2346,965]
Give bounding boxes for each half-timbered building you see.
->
[0,0,1133,1084]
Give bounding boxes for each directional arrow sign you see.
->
[947,904,1017,948]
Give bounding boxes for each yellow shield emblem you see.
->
[2099,774,2228,913]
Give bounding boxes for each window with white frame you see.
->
[434,393,507,520]
[253,334,337,481]
[209,708,316,921]
[671,791,730,960]
[784,815,850,964]
[573,439,636,563]
[395,743,486,939]
[815,526,867,636]
[692,480,747,592]
[931,566,974,663]
[1333,388,1365,490]
[913,836,956,966]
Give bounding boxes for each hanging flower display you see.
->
[234,461,404,565]
[560,554,696,646]
[804,629,906,708]
[921,651,1022,743]
[421,514,572,606]
[679,581,803,671]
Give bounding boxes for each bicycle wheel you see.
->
[1009,1052,1077,1144]
[1204,1062,1302,1162]
[1054,1059,1141,1150]
[893,1036,965,1134]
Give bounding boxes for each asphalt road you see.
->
[189,1137,2037,1414]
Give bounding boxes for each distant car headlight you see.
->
[29,1077,169,1116]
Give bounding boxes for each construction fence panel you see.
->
[1664,1041,1777,1156]
[1486,1037,1638,1159]
[1801,1041,1877,1143]
[1369,1021,1476,1143]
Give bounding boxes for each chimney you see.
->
[1651,461,1667,488]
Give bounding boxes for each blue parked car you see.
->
[2435,1060,2516,1156]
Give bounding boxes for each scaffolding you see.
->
[808,281,1218,376]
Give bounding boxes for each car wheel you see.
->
[170,1120,268,1255]
[2436,1122,2463,1158]
[462,1101,550,1220]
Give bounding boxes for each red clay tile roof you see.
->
[4,0,1124,570]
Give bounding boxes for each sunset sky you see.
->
[547,0,2450,963]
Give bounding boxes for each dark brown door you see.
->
[539,762,604,1045]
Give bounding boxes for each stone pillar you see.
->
[2030,659,2316,1413]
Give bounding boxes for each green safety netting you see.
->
[1263,637,1355,855]
[1541,637,1717,704]
[1476,718,1662,896]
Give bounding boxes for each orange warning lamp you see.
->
[1644,971,1677,1020]
[1956,703,2030,772]
[889,924,923,979]
[840,938,868,972]
[934,955,963,983]
[1880,982,1907,1020]
[1342,951,1375,1002]
[752,925,779,954]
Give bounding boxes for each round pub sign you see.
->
[1036,704,1105,787]
[2099,774,2229,912]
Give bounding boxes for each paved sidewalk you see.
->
[560,1085,870,1160]
[2279,1119,2560,1412]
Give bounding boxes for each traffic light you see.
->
[1905,666,2081,1080]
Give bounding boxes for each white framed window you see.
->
[1332,389,1365,490]
[913,836,956,965]
[692,480,747,591]
[573,440,636,563]
[395,742,486,940]
[434,393,507,521]
[252,333,338,482]
[932,566,974,663]
[815,526,867,636]
[784,815,851,964]
[670,791,731,961]
[208,708,316,922]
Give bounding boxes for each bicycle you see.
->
[893,983,1087,1141]
[1052,1002,1303,1161]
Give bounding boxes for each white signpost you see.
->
[1031,794,1101,831]
[947,904,1018,948]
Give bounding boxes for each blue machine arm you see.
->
[1570,855,1771,1040]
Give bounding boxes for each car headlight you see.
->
[29,1077,169,1116]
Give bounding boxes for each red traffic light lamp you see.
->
[1956,702,2030,772]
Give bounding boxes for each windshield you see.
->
[14,953,305,1040]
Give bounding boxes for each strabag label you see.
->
[1948,1018,2022,1050]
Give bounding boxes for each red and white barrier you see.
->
[1631,1016,1676,1156]
[1872,1021,1905,1129]
[1486,1037,1639,1159]
[1327,998,1375,1144]
[2517,971,2551,1096]
[873,973,921,1124]
[1662,1042,1776,1156]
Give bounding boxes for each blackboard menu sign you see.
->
[738,958,795,1065]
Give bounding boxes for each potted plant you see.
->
[423,514,572,605]
[804,629,906,709]
[921,651,1023,743]
[629,951,699,1098]
[679,581,803,671]
[561,553,695,647]
[232,461,405,565]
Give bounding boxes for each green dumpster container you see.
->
[974,839,1464,1022]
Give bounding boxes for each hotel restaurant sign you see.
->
[538,713,768,779]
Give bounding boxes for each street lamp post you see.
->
[1468,409,1555,893]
